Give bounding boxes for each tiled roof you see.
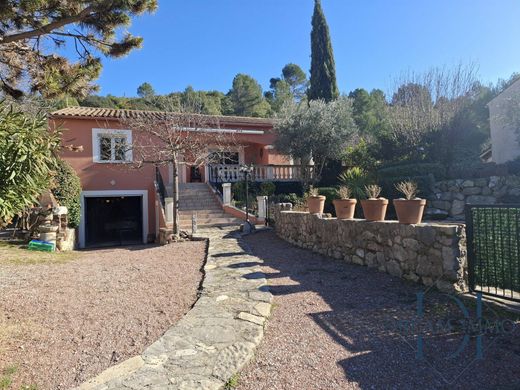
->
[49,107,274,126]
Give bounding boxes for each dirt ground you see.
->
[0,240,206,389]
[238,230,520,390]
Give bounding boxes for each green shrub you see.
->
[52,159,81,228]
[269,192,302,205]
[259,181,276,196]
[377,162,446,181]
[231,181,257,202]
[0,106,61,227]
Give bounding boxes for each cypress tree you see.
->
[308,0,339,102]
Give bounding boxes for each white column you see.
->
[222,183,232,205]
[257,196,268,219]
[165,197,174,223]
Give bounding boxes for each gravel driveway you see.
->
[0,241,206,389]
[238,230,520,390]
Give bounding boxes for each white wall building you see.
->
[488,78,520,164]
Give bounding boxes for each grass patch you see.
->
[0,365,17,390]
[0,241,77,265]
[0,365,38,390]
[224,373,240,389]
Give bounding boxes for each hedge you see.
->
[52,159,81,228]
[377,162,446,181]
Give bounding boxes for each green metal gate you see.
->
[465,204,520,301]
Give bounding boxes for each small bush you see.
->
[232,181,259,202]
[259,181,276,196]
[52,159,81,228]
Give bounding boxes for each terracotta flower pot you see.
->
[360,198,388,221]
[333,198,357,219]
[393,198,427,224]
[307,195,326,214]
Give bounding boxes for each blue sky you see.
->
[96,0,520,97]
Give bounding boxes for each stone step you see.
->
[179,212,228,219]
[179,217,242,225]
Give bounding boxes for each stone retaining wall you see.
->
[275,211,467,293]
[427,175,520,220]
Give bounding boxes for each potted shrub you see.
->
[393,181,426,224]
[360,184,388,221]
[306,186,326,214]
[333,186,357,219]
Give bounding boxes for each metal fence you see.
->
[465,204,520,301]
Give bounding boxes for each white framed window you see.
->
[92,128,132,163]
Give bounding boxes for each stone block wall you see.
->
[427,175,520,220]
[275,211,467,293]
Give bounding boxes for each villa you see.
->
[49,107,304,248]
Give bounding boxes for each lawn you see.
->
[0,240,206,389]
[0,241,77,265]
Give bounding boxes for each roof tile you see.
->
[49,107,274,127]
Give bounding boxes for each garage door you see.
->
[85,196,143,247]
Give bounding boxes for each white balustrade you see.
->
[208,164,314,182]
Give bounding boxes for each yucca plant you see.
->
[338,167,368,199]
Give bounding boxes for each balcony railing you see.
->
[208,164,314,183]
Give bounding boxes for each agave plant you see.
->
[364,184,382,199]
[307,186,320,197]
[337,186,352,199]
[338,167,368,199]
[395,180,419,200]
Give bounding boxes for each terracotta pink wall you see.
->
[54,118,158,238]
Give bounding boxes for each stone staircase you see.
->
[175,183,242,231]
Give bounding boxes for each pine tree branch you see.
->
[0,6,95,45]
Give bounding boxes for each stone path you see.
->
[78,227,272,390]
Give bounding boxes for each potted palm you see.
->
[333,186,357,219]
[306,186,326,214]
[360,184,388,221]
[393,181,426,224]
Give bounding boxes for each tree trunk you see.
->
[171,158,180,237]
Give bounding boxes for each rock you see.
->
[416,255,431,276]
[474,178,488,187]
[393,244,408,262]
[237,312,265,326]
[402,238,420,251]
[481,187,492,195]
[436,280,455,293]
[355,248,365,258]
[462,187,481,195]
[403,273,420,283]
[489,176,500,188]
[450,199,466,216]
[254,302,271,317]
[418,226,437,245]
[454,192,465,201]
[462,180,474,187]
[352,255,364,265]
[466,195,496,205]
[432,200,451,210]
[386,261,402,277]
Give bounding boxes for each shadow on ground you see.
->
[237,230,520,390]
